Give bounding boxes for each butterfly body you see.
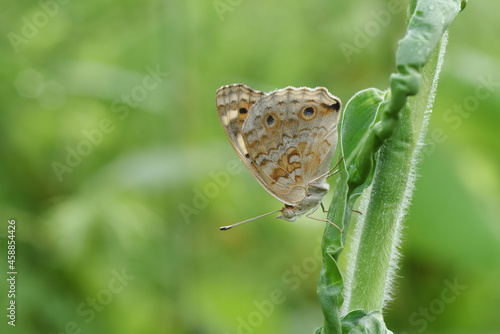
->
[216,84,341,226]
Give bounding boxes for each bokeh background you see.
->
[1,0,499,333]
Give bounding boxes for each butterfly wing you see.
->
[216,84,272,190]
[241,87,341,205]
[216,84,341,206]
[216,84,299,205]
[216,84,265,153]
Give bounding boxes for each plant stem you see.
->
[315,1,465,332]
[340,0,460,313]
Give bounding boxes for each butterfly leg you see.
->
[306,203,342,233]
[326,156,344,179]
[319,203,362,216]
[309,156,345,184]
[320,202,328,213]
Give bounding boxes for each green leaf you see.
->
[341,89,385,199]
[397,0,464,69]
[341,310,393,334]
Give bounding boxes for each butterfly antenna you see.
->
[220,210,282,231]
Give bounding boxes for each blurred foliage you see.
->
[0,0,499,333]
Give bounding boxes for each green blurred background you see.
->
[1,0,499,333]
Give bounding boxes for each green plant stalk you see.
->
[315,0,466,332]
[340,0,464,313]
[339,0,464,316]
[341,48,442,312]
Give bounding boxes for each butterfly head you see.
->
[276,184,328,222]
[276,205,298,222]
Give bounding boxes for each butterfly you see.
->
[216,84,342,230]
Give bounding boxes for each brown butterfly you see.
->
[216,84,342,230]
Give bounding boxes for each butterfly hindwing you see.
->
[241,86,341,204]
